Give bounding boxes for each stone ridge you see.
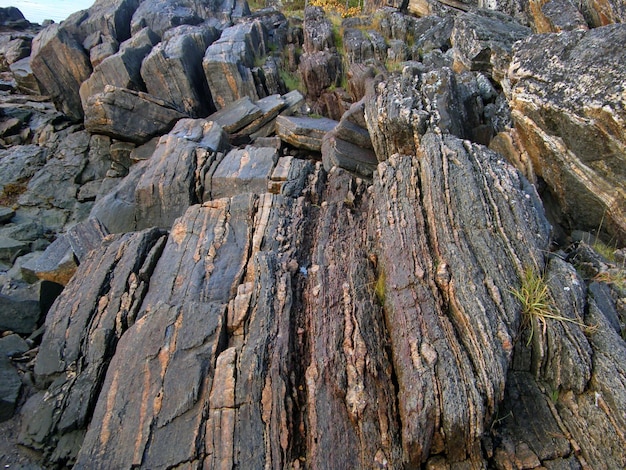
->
[0,1,624,469]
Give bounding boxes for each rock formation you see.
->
[0,1,625,469]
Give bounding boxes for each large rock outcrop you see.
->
[507,24,626,244]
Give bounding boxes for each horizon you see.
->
[0,0,94,24]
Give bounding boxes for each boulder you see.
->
[0,237,28,263]
[0,207,15,224]
[207,96,263,133]
[20,235,77,286]
[451,9,531,84]
[141,24,220,116]
[529,0,589,32]
[0,6,30,29]
[0,280,41,334]
[579,0,626,27]
[0,36,32,71]
[83,86,186,144]
[63,0,141,44]
[298,50,343,100]
[9,57,41,95]
[507,25,626,243]
[30,24,92,121]
[18,131,90,210]
[275,115,338,151]
[79,27,160,105]
[302,6,333,53]
[210,145,278,199]
[202,21,268,109]
[0,146,46,193]
[129,0,249,38]
[321,133,377,178]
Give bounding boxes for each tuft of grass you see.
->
[279,69,304,93]
[0,181,27,207]
[593,239,618,263]
[511,267,594,345]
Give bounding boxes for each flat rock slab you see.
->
[0,207,15,224]
[321,133,378,178]
[211,146,277,199]
[276,115,338,151]
[21,235,77,286]
[84,86,186,144]
[0,236,27,262]
[66,217,109,263]
[207,96,263,133]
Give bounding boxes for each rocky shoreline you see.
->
[0,0,625,468]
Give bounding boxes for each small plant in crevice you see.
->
[511,266,594,346]
[0,180,28,207]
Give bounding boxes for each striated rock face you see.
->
[30,24,92,121]
[507,24,626,244]
[2,1,626,469]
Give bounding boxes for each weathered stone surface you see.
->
[579,0,626,27]
[141,24,219,116]
[9,57,40,95]
[302,6,333,53]
[30,24,92,121]
[0,237,28,263]
[91,118,231,233]
[364,67,500,158]
[130,0,249,38]
[79,27,160,105]
[83,86,186,144]
[134,119,231,230]
[0,7,30,30]
[451,9,530,84]
[18,131,89,210]
[20,228,167,465]
[507,25,626,244]
[211,146,277,199]
[298,50,342,100]
[207,96,263,133]
[275,115,338,151]
[370,131,550,466]
[0,354,21,422]
[0,145,46,193]
[301,169,404,468]
[0,280,41,334]
[0,207,15,224]
[529,0,589,33]
[63,0,141,44]
[0,35,31,72]
[20,235,76,286]
[66,217,109,263]
[321,133,377,178]
[203,21,267,109]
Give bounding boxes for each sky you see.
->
[0,0,94,24]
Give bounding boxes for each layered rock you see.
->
[507,24,626,243]
[30,24,92,121]
[141,23,220,116]
[202,20,268,109]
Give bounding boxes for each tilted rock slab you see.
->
[91,118,231,232]
[507,24,626,244]
[83,85,186,144]
[141,23,220,116]
[30,24,92,121]
[202,20,268,109]
[20,228,167,464]
[79,27,160,105]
